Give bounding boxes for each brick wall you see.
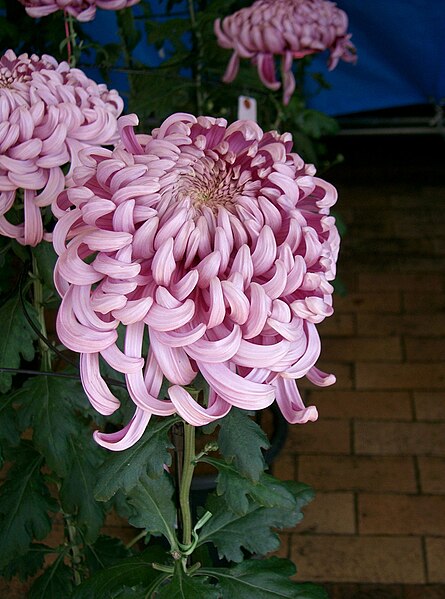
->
[272,135,445,597]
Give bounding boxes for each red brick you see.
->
[318,313,356,336]
[307,390,413,420]
[418,457,445,494]
[426,538,445,583]
[414,392,445,421]
[334,292,401,314]
[300,362,353,390]
[289,535,424,583]
[298,455,416,493]
[297,492,355,534]
[405,338,445,361]
[271,449,295,481]
[321,337,402,362]
[356,363,445,390]
[358,273,443,292]
[404,585,445,599]
[359,494,445,535]
[403,293,445,313]
[357,314,445,336]
[355,421,445,456]
[286,419,351,455]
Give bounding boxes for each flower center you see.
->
[180,163,244,215]
[0,68,15,88]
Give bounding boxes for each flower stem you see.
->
[188,0,204,115]
[63,12,77,67]
[31,255,52,372]
[64,513,82,586]
[179,421,196,548]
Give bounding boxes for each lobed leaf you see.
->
[126,473,177,547]
[0,443,57,567]
[15,375,88,476]
[60,436,106,544]
[217,408,269,482]
[202,557,329,598]
[157,569,220,599]
[95,416,178,502]
[198,481,314,563]
[71,546,169,599]
[28,556,74,599]
[0,294,38,393]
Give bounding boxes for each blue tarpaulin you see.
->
[306,0,445,115]
[82,0,445,116]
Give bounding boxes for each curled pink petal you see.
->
[168,386,231,426]
[214,0,357,104]
[93,408,151,452]
[19,0,141,23]
[54,112,339,449]
[0,49,124,246]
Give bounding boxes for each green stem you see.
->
[125,530,147,550]
[64,513,82,586]
[188,0,204,114]
[179,422,196,548]
[31,255,52,372]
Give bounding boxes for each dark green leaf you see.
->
[0,390,20,466]
[28,556,74,599]
[203,557,329,598]
[0,294,38,393]
[84,535,131,575]
[198,482,313,563]
[126,473,177,546]
[95,416,178,501]
[60,437,106,544]
[15,375,87,476]
[158,569,220,599]
[0,544,50,581]
[204,457,303,516]
[217,408,269,482]
[0,443,57,567]
[32,243,57,290]
[71,546,169,599]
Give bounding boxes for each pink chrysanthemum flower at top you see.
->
[53,112,340,451]
[0,49,123,246]
[19,0,140,22]
[215,0,357,104]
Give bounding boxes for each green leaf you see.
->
[202,557,329,598]
[95,416,178,501]
[0,443,57,567]
[0,294,38,393]
[0,543,50,581]
[0,391,20,466]
[218,408,269,482]
[158,569,220,599]
[28,555,74,599]
[32,243,57,290]
[14,375,87,476]
[126,473,177,547]
[84,535,131,575]
[198,482,313,563]
[204,458,303,516]
[60,436,106,544]
[71,546,169,599]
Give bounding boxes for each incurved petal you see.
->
[94,407,152,451]
[168,385,231,426]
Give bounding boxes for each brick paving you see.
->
[272,134,445,596]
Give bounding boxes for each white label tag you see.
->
[238,95,257,122]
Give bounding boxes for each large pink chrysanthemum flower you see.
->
[19,0,140,22]
[215,0,357,105]
[53,112,340,451]
[0,49,123,246]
